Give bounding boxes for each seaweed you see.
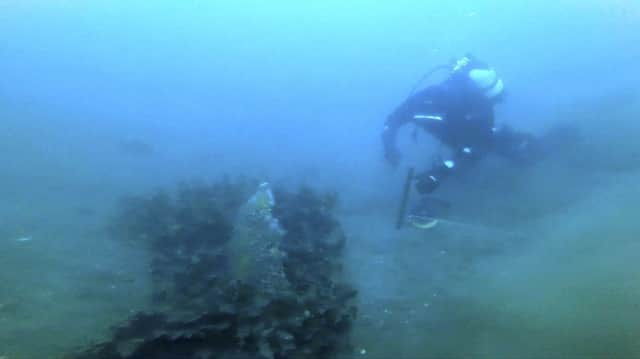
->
[69,179,357,359]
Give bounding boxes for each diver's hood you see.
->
[468,68,504,100]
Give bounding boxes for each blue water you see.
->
[1,1,639,358]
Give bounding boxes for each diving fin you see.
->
[406,196,450,230]
[408,214,439,229]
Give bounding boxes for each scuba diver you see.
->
[382,54,539,218]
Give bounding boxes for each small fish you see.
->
[118,139,155,157]
[15,236,32,242]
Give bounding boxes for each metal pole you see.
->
[395,167,414,229]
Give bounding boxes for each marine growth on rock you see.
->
[71,178,357,359]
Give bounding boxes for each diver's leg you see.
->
[414,159,451,194]
[414,146,482,194]
[410,147,480,218]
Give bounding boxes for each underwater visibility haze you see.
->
[1,0,640,358]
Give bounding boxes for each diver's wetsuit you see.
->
[382,58,535,194]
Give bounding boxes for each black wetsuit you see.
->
[382,62,534,194]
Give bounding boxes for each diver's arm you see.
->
[382,86,444,166]
[382,104,412,166]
